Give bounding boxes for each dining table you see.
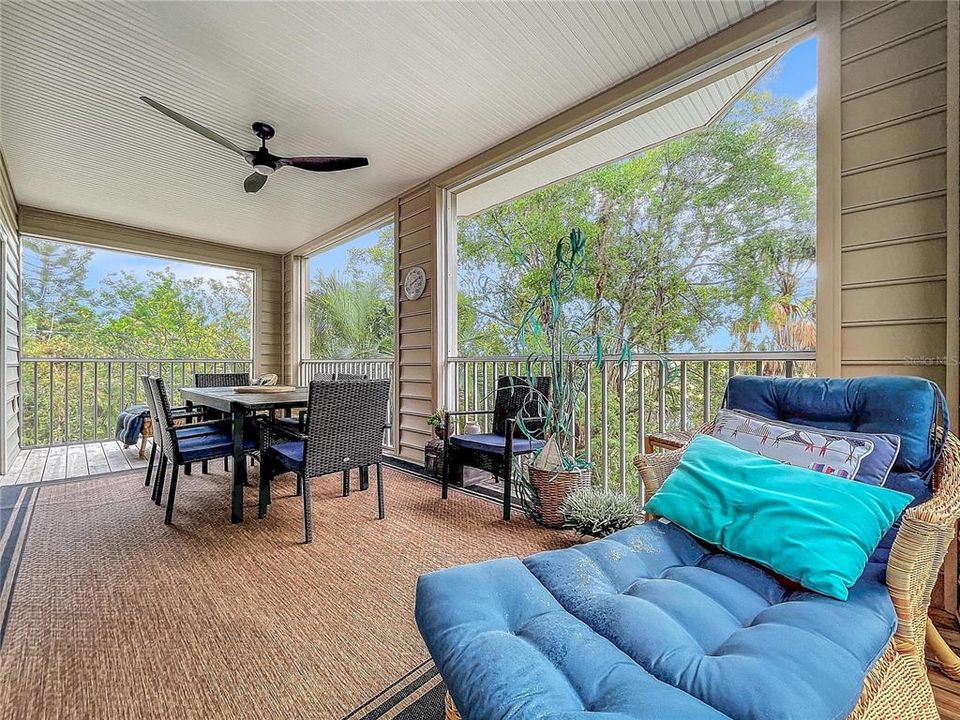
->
[179,385,309,524]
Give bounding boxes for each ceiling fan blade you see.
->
[278,156,369,172]
[243,172,268,193]
[140,96,251,160]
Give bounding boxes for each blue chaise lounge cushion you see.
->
[724,375,944,489]
[416,521,898,720]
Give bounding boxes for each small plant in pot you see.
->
[513,227,641,527]
[427,409,445,439]
[559,488,642,539]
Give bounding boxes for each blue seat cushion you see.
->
[174,422,227,439]
[416,521,896,720]
[268,440,304,472]
[177,431,256,463]
[275,416,304,430]
[450,433,545,454]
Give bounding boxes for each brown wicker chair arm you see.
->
[632,426,707,503]
[633,448,685,504]
[886,431,960,652]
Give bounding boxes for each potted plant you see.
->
[558,488,642,539]
[427,408,445,439]
[514,227,638,527]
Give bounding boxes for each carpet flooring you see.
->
[0,465,573,719]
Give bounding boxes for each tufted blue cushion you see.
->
[417,521,897,720]
[724,376,945,483]
[450,433,545,454]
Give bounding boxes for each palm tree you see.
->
[306,272,394,359]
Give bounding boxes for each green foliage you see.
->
[23,238,252,359]
[457,89,816,357]
[305,225,395,359]
[558,488,642,537]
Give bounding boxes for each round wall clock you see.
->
[403,266,427,300]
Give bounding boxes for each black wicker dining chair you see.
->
[193,371,251,388]
[442,375,550,520]
[139,375,220,501]
[190,371,253,474]
[146,376,257,524]
[258,379,391,543]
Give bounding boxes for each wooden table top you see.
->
[180,386,308,412]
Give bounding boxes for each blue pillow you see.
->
[708,408,900,486]
[644,435,913,600]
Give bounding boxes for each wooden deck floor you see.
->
[0,440,149,485]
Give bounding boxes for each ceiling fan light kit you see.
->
[140,97,368,193]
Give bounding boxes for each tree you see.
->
[22,237,95,356]
[305,225,395,359]
[456,89,816,357]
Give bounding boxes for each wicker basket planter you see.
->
[527,465,590,527]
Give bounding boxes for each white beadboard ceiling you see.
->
[456,60,772,217]
[0,0,772,254]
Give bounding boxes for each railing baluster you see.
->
[584,361,592,467]
[679,361,688,431]
[600,363,609,491]
[638,360,646,457]
[78,362,84,443]
[658,362,666,433]
[64,361,69,444]
[703,360,711,424]
[618,361,627,494]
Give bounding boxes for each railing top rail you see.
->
[301,358,394,362]
[23,357,253,363]
[448,351,816,362]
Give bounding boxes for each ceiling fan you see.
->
[140,96,368,193]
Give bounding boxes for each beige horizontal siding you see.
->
[838,1,950,387]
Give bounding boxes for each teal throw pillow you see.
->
[644,434,912,600]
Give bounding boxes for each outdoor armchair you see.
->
[441,375,550,520]
[258,378,390,543]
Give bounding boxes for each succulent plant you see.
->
[558,488,642,538]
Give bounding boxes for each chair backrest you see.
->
[194,372,250,388]
[311,372,335,381]
[146,375,179,462]
[303,379,390,478]
[335,372,368,380]
[140,375,165,452]
[492,375,551,438]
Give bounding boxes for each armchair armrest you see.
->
[631,425,707,503]
[886,432,960,654]
[255,417,307,452]
[633,448,685,503]
[444,410,494,437]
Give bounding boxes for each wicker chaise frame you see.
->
[443,431,960,720]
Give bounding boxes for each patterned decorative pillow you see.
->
[706,408,900,486]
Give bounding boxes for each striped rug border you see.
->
[343,659,444,720]
[0,484,39,648]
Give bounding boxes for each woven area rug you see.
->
[0,464,572,719]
